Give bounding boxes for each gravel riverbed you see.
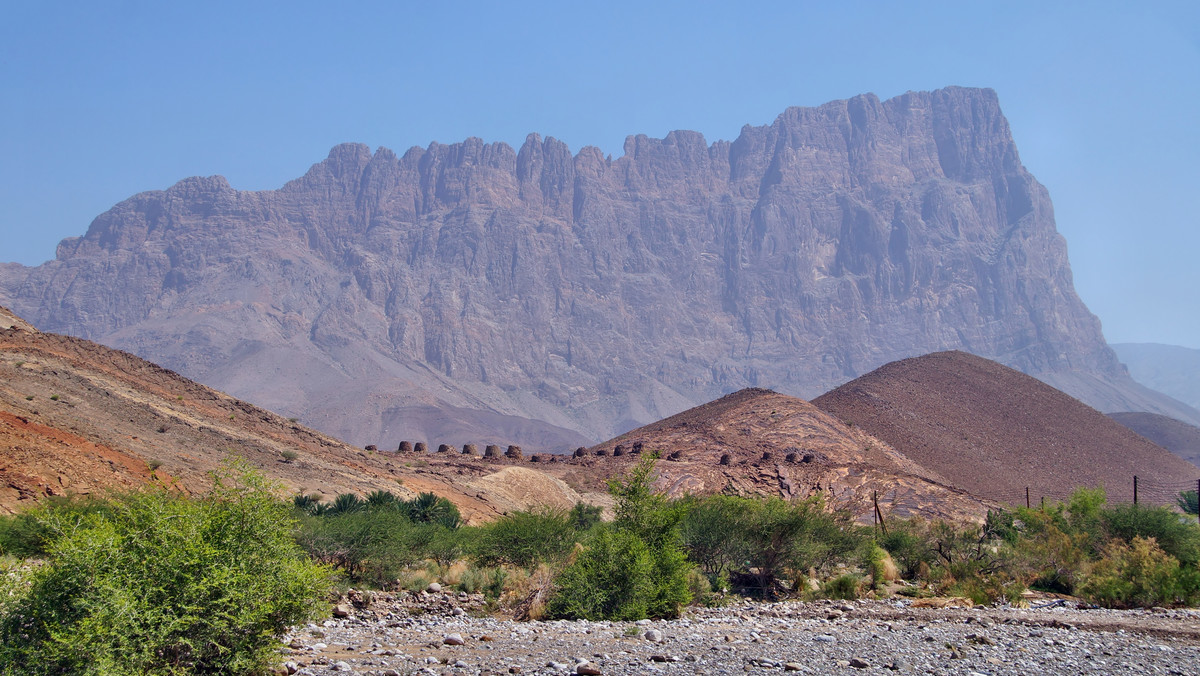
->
[278,593,1200,676]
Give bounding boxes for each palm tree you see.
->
[406,492,461,528]
[328,492,364,516]
[365,489,400,510]
[293,493,327,516]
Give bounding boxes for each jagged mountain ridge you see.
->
[1,86,1183,447]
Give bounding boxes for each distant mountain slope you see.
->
[813,351,1200,508]
[587,388,994,522]
[0,306,588,519]
[0,86,1165,446]
[1109,411,1200,470]
[1111,343,1200,411]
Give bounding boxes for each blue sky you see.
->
[2,1,1197,347]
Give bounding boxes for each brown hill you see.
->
[1109,412,1200,470]
[813,351,1200,508]
[583,388,993,522]
[0,307,596,519]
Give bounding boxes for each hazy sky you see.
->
[2,1,1197,347]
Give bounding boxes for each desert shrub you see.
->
[1066,486,1108,544]
[568,501,603,531]
[1101,503,1200,565]
[819,573,864,600]
[941,569,1026,606]
[423,525,466,568]
[296,509,421,588]
[740,495,865,598]
[606,454,693,617]
[1078,536,1194,608]
[0,463,329,675]
[473,508,577,568]
[1010,514,1089,594]
[456,566,509,600]
[0,495,116,558]
[548,455,693,620]
[866,545,897,588]
[877,518,936,579]
[926,520,1012,578]
[546,526,655,621]
[685,566,715,605]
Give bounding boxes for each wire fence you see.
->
[980,475,1200,519]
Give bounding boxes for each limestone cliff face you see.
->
[0,87,1141,447]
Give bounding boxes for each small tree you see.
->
[1178,490,1199,516]
[548,453,693,619]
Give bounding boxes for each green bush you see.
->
[0,495,116,558]
[548,455,693,620]
[546,526,654,621]
[0,462,330,675]
[568,502,603,531]
[1078,536,1194,608]
[296,509,422,588]
[877,518,936,579]
[680,494,751,583]
[473,508,577,568]
[1101,504,1200,565]
[819,573,864,600]
[456,566,508,600]
[1178,490,1199,516]
[740,496,864,598]
[606,454,693,618]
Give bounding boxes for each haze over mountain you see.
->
[3,86,1194,448]
[1109,412,1200,470]
[1111,343,1200,412]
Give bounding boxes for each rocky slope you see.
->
[2,86,1188,448]
[1109,411,1200,470]
[0,307,597,519]
[813,351,1200,508]
[586,388,993,522]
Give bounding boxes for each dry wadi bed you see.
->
[277,592,1200,676]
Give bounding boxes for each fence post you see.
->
[1134,475,1138,505]
[873,490,887,535]
[1025,487,1030,509]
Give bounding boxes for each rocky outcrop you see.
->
[0,87,1171,447]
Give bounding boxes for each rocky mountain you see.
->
[1111,343,1200,412]
[2,86,1190,448]
[813,351,1200,508]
